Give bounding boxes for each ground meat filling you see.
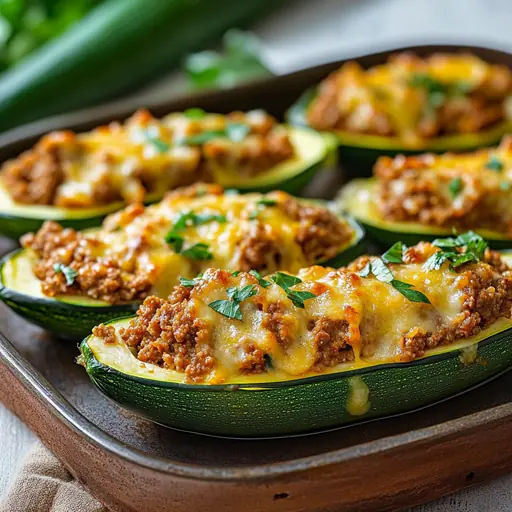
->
[307,53,512,141]
[374,145,512,234]
[280,197,353,262]
[21,221,153,303]
[95,246,512,382]
[236,222,282,272]
[1,109,295,207]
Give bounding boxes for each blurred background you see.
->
[0,0,510,132]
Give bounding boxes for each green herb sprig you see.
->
[423,231,488,271]
[359,254,431,304]
[53,263,78,286]
[209,285,257,321]
[270,272,316,309]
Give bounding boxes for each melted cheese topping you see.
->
[77,190,355,298]
[87,259,512,384]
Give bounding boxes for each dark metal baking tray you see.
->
[1,44,511,512]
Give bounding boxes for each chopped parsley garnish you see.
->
[248,209,259,220]
[143,131,170,153]
[249,269,271,288]
[448,177,463,198]
[231,270,241,277]
[164,210,225,257]
[53,263,77,286]
[226,122,251,142]
[209,284,257,321]
[181,243,213,260]
[486,155,504,172]
[180,277,199,288]
[184,108,206,119]
[409,73,473,112]
[358,256,431,304]
[181,121,250,145]
[256,198,277,206]
[381,241,405,264]
[500,181,511,191]
[423,231,488,271]
[270,272,316,308]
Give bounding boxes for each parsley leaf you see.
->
[226,122,251,142]
[271,272,302,289]
[184,108,206,119]
[500,181,511,191]
[144,132,170,153]
[448,177,463,197]
[181,243,213,260]
[391,280,431,304]
[183,130,226,145]
[423,251,453,271]
[382,241,406,264]
[209,284,257,321]
[286,290,317,309]
[249,269,271,288]
[53,263,77,286]
[209,300,243,321]
[368,258,394,283]
[180,277,198,288]
[164,233,184,253]
[270,271,316,308]
[193,212,227,225]
[486,155,504,172]
[231,270,241,277]
[248,210,259,220]
[359,257,431,304]
[257,198,277,207]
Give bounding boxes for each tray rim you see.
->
[2,326,512,482]
[0,40,512,486]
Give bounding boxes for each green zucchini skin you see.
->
[0,212,108,241]
[0,127,328,240]
[0,0,279,132]
[0,250,138,340]
[361,222,512,251]
[0,217,365,340]
[80,326,512,437]
[288,88,511,179]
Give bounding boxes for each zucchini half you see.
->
[341,178,512,249]
[80,316,512,437]
[0,216,365,340]
[288,88,512,179]
[0,127,329,240]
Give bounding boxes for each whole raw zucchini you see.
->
[0,0,281,131]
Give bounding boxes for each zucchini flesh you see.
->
[342,179,512,249]
[80,316,512,436]
[0,127,328,239]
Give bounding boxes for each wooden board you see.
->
[0,44,511,512]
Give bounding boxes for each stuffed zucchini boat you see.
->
[341,136,512,248]
[0,108,330,239]
[0,184,365,339]
[79,234,512,436]
[288,52,512,177]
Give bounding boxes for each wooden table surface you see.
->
[1,0,511,509]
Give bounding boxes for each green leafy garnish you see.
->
[424,231,488,271]
[270,272,315,309]
[231,270,241,277]
[249,269,271,288]
[256,198,277,207]
[382,241,406,264]
[448,177,463,197]
[53,263,77,286]
[184,108,206,119]
[181,243,213,260]
[183,130,226,145]
[209,284,257,320]
[486,155,504,172]
[390,280,431,304]
[226,122,250,142]
[500,181,511,191]
[164,233,184,253]
[180,277,198,288]
[145,134,170,153]
[248,210,259,220]
[359,254,431,304]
